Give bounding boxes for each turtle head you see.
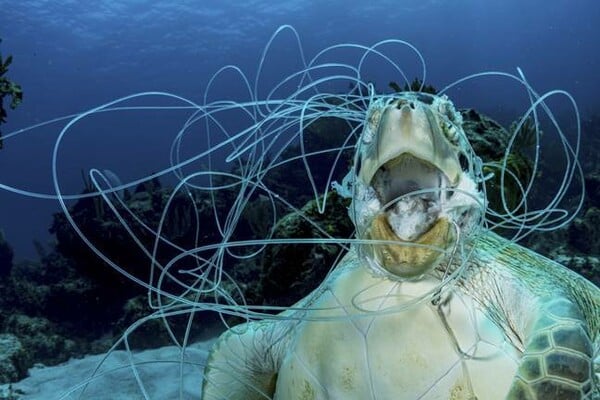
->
[349,93,484,280]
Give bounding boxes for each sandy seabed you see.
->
[11,339,215,400]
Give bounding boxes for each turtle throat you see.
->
[371,154,448,241]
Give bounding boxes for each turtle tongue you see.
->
[386,196,440,241]
[371,154,445,241]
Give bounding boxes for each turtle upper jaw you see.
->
[358,99,461,188]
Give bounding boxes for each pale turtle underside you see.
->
[202,231,599,399]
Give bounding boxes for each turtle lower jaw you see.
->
[364,214,454,279]
[363,154,454,278]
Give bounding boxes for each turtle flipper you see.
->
[507,297,598,399]
[202,320,289,400]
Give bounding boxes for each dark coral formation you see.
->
[461,108,534,217]
[389,78,438,94]
[521,116,600,286]
[0,232,13,278]
[0,334,28,384]
[0,179,226,379]
[259,191,353,306]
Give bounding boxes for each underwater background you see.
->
[0,0,599,398]
[1,0,600,261]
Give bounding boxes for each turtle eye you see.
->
[458,152,470,172]
[442,121,460,145]
[363,107,383,144]
[367,108,382,130]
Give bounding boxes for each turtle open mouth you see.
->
[370,154,449,242]
[361,152,455,278]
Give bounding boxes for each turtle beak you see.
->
[357,99,461,278]
[358,99,460,188]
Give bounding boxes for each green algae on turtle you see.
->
[201,93,599,399]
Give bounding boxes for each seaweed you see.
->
[0,38,23,149]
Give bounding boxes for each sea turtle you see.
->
[201,93,600,399]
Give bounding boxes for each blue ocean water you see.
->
[0,0,598,259]
[0,2,599,399]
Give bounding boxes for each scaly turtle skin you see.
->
[202,94,600,399]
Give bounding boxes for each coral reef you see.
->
[0,232,13,278]
[519,105,600,282]
[257,110,356,208]
[461,109,534,216]
[48,178,206,303]
[0,334,28,384]
[568,206,600,255]
[259,190,353,306]
[389,78,438,94]
[0,179,225,379]
[585,172,600,206]
[2,316,77,368]
[0,383,22,400]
